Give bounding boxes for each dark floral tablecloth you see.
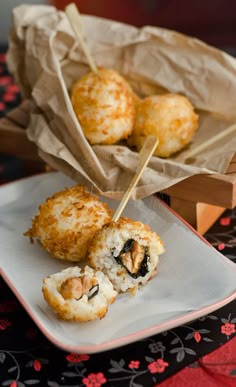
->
[0,45,236,387]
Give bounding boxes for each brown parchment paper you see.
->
[6,4,236,199]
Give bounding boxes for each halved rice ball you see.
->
[24,185,112,262]
[88,217,165,294]
[42,266,117,321]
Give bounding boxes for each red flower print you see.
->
[82,372,107,387]
[221,322,235,336]
[218,243,225,251]
[0,318,12,330]
[33,359,42,371]
[10,382,17,387]
[129,360,140,369]
[194,331,202,343]
[66,353,89,363]
[148,358,169,374]
[220,217,231,226]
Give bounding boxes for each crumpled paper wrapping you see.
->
[6,4,236,199]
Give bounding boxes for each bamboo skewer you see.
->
[180,122,236,163]
[112,136,159,222]
[65,3,99,75]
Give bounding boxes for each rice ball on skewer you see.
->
[42,266,117,321]
[70,67,138,145]
[127,93,199,158]
[88,217,165,294]
[24,185,112,262]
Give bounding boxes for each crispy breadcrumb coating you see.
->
[128,93,199,157]
[70,67,139,145]
[25,185,112,262]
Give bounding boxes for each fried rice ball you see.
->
[70,67,138,145]
[127,93,199,158]
[25,185,112,262]
[42,266,117,321]
[88,217,165,294]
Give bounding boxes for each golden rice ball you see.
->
[70,67,138,145]
[25,185,112,262]
[127,93,199,158]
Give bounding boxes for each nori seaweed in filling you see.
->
[113,239,150,279]
[87,284,99,300]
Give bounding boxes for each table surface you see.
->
[0,46,236,387]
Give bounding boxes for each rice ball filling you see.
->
[60,275,99,301]
[112,238,150,279]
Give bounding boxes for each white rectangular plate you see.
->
[1,172,236,354]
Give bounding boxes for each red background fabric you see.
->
[52,0,236,49]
